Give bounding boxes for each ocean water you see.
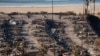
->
[0,0,100,6]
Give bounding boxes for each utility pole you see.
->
[52,0,54,21]
[51,0,56,56]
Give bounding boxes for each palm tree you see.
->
[89,0,95,15]
[84,0,89,15]
[93,0,95,15]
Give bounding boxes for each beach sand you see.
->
[0,5,100,14]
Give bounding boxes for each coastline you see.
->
[1,3,100,7]
[0,4,84,7]
[0,4,100,14]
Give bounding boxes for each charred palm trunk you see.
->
[85,0,89,15]
[93,0,95,15]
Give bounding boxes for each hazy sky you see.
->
[0,0,99,6]
[0,0,82,2]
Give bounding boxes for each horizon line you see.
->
[0,3,100,7]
